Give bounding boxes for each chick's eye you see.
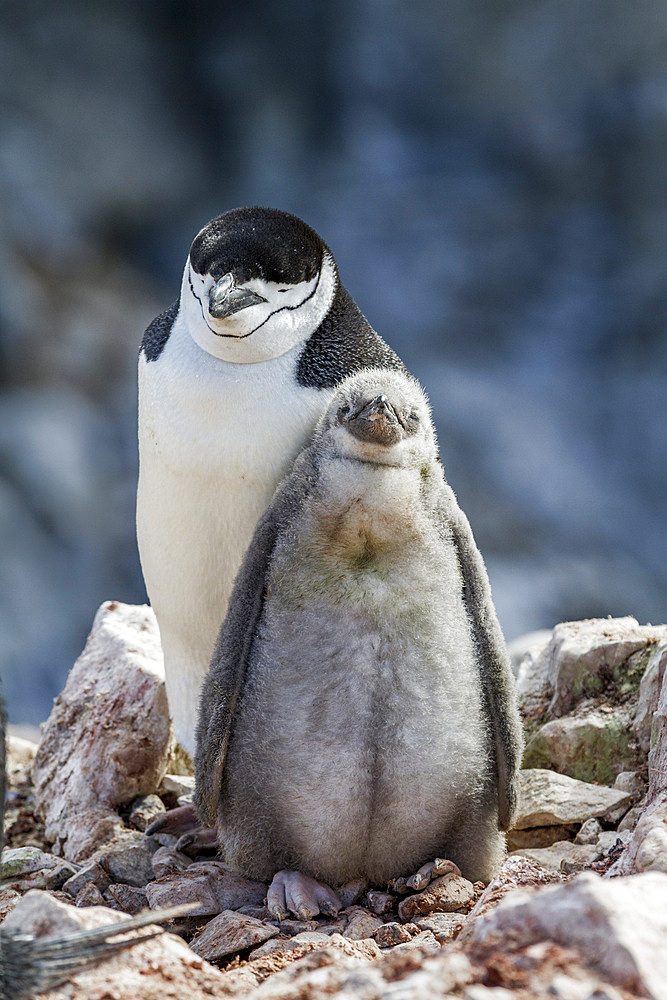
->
[408,411,419,422]
[338,405,350,418]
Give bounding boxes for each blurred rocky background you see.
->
[1,0,666,724]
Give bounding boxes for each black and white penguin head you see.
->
[180,207,338,364]
[317,368,437,468]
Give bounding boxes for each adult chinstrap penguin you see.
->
[137,207,405,755]
[195,368,524,920]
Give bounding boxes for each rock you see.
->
[189,909,280,961]
[515,636,554,722]
[145,860,267,916]
[5,734,38,780]
[63,861,111,897]
[251,931,382,962]
[467,871,667,1000]
[542,617,657,718]
[459,856,563,945]
[151,845,193,878]
[414,912,467,942]
[76,882,108,907]
[0,887,22,920]
[32,601,172,862]
[507,629,553,676]
[275,919,319,936]
[507,824,577,851]
[1,889,225,999]
[374,921,414,947]
[618,803,644,832]
[158,774,195,799]
[0,846,78,890]
[342,906,384,940]
[613,770,646,799]
[608,792,667,876]
[0,846,63,880]
[649,649,667,798]
[391,929,440,952]
[511,841,600,872]
[513,769,632,828]
[96,831,158,887]
[335,878,369,908]
[128,794,166,831]
[106,883,149,915]
[523,706,640,785]
[596,830,629,854]
[365,890,395,915]
[398,873,475,921]
[575,818,603,844]
[634,640,667,753]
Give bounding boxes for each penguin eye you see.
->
[338,405,351,420]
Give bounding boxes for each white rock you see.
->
[649,649,667,797]
[510,841,599,872]
[634,640,667,753]
[32,601,172,862]
[467,871,667,1000]
[575,818,603,844]
[607,792,667,876]
[544,617,653,717]
[507,629,552,677]
[513,769,632,829]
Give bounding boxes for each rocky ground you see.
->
[2,601,667,999]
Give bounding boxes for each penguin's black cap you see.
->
[189,207,330,286]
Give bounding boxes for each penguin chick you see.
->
[137,207,405,753]
[0,686,194,1000]
[195,368,524,912]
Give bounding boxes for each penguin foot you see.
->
[389,857,461,894]
[145,805,218,853]
[266,870,341,921]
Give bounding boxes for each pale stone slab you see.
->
[510,841,599,872]
[513,768,632,829]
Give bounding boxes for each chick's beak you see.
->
[354,395,398,424]
[208,274,267,319]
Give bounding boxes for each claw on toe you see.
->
[267,870,341,921]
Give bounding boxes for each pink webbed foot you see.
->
[267,870,341,921]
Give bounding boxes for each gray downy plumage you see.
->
[195,368,524,886]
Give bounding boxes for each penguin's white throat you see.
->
[181,253,337,364]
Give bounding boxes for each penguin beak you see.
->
[347,395,402,446]
[208,274,267,319]
[354,395,399,424]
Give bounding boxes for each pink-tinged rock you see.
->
[373,921,414,947]
[145,860,267,916]
[342,906,384,940]
[459,855,563,945]
[466,871,667,1000]
[413,912,466,942]
[397,873,475,921]
[2,889,225,1000]
[189,909,280,961]
[32,601,172,863]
